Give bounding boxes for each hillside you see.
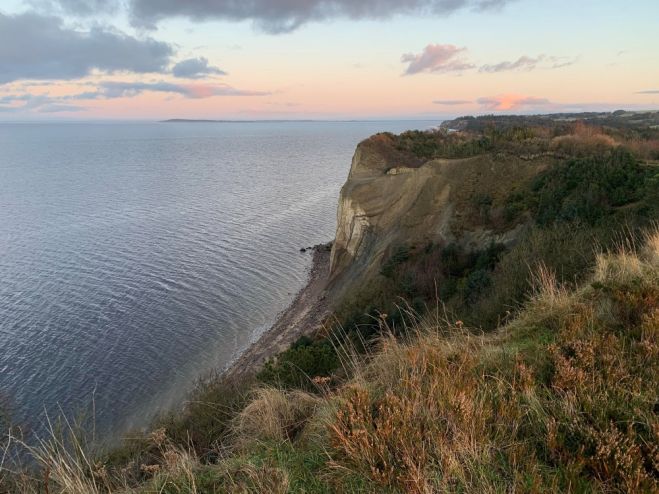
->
[2,112,659,493]
[325,112,658,341]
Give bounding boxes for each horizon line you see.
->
[1,108,656,125]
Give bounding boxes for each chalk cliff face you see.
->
[328,133,548,297]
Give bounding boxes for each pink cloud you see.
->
[183,84,217,99]
[402,44,475,75]
[477,94,551,111]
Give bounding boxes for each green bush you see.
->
[257,337,339,390]
[530,148,649,226]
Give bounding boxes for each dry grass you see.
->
[326,236,659,493]
[551,132,619,158]
[594,227,659,284]
[231,388,321,447]
[529,262,575,314]
[328,330,545,492]
[330,338,496,492]
[626,138,659,160]
[0,431,40,494]
[211,461,290,494]
[17,414,110,494]
[643,227,659,265]
[145,445,200,493]
[552,120,659,161]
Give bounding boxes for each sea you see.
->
[0,120,436,441]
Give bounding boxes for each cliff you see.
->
[329,133,545,298]
[328,111,659,306]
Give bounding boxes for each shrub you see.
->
[328,237,659,492]
[150,375,250,459]
[232,388,321,446]
[257,337,339,390]
[530,148,649,226]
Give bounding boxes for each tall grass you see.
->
[326,233,659,492]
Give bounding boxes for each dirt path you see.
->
[222,245,332,381]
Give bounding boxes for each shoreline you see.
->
[223,244,332,381]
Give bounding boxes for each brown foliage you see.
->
[328,242,659,493]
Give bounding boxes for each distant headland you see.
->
[161,119,317,123]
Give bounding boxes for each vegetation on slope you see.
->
[321,142,658,363]
[390,111,659,162]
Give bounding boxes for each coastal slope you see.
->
[329,133,545,297]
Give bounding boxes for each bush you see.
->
[329,239,659,492]
[257,337,339,390]
[530,148,649,226]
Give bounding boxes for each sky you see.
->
[1,0,658,120]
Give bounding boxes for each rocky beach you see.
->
[223,244,332,381]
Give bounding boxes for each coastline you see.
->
[223,244,332,381]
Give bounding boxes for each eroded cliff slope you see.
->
[329,132,546,297]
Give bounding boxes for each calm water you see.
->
[0,120,436,440]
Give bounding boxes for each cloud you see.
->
[0,12,174,84]
[172,57,226,79]
[548,56,578,69]
[433,99,472,105]
[29,0,121,16]
[402,44,474,75]
[479,54,577,73]
[0,93,86,112]
[0,80,268,114]
[125,0,512,33]
[403,49,576,76]
[636,90,659,94]
[0,94,32,105]
[480,55,543,73]
[38,103,87,113]
[477,95,551,111]
[74,81,269,99]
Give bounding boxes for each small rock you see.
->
[300,247,307,253]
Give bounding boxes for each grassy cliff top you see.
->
[375,110,659,164]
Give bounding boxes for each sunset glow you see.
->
[1,0,658,120]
